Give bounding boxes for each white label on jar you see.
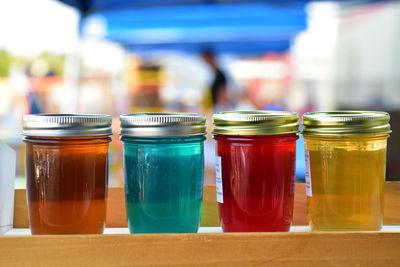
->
[305,150,312,196]
[215,156,223,203]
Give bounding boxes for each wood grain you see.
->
[14,182,400,228]
[200,185,220,227]
[13,189,28,228]
[105,187,127,227]
[384,182,400,224]
[0,232,399,266]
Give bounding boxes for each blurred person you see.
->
[202,50,229,111]
[25,68,43,114]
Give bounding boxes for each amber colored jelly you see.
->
[304,135,387,231]
[214,134,298,232]
[24,136,111,234]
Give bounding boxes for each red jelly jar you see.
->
[213,111,299,232]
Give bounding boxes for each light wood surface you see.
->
[383,182,400,224]
[13,189,28,228]
[0,232,399,266]
[13,182,400,228]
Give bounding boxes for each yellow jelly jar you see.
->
[302,111,391,231]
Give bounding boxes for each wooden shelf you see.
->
[1,227,400,266]
[3,182,400,266]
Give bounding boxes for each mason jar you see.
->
[23,114,112,234]
[213,111,299,232]
[120,113,206,233]
[302,111,391,231]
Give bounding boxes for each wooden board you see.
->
[383,182,400,224]
[13,182,400,228]
[0,232,399,266]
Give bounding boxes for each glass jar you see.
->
[23,114,112,234]
[120,113,206,233]
[302,111,391,231]
[213,111,299,232]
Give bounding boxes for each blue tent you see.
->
[59,0,307,14]
[58,0,384,13]
[57,0,386,54]
[58,1,311,54]
[124,40,291,54]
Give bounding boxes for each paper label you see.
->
[305,150,312,196]
[215,156,223,203]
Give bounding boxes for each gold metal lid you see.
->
[213,111,299,135]
[302,111,391,136]
[120,113,206,137]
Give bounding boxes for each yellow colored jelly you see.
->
[302,111,391,231]
[304,135,387,231]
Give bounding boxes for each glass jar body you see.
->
[304,134,388,231]
[214,134,298,232]
[24,136,111,234]
[122,135,205,233]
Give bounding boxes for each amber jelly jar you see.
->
[23,114,112,234]
[302,111,391,231]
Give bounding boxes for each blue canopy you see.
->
[58,0,382,13]
[59,0,307,14]
[88,4,306,43]
[59,1,309,54]
[125,40,291,55]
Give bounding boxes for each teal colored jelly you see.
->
[122,136,205,233]
[120,113,206,234]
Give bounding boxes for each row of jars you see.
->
[22,111,391,234]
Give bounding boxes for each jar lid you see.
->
[302,111,391,136]
[120,113,206,137]
[23,114,113,137]
[212,111,299,135]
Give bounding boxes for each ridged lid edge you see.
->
[302,111,391,135]
[120,113,206,137]
[213,110,299,135]
[23,114,113,137]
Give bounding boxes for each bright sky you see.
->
[0,0,79,56]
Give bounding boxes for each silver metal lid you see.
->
[120,113,206,137]
[23,114,113,137]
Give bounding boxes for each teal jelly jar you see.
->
[120,113,206,233]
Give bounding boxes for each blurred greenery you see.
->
[0,50,65,77]
[0,50,14,77]
[37,52,65,76]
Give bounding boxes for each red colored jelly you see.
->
[213,111,299,232]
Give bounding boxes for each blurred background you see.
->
[0,0,399,187]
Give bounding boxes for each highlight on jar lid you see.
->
[212,110,299,135]
[302,111,391,136]
[23,114,113,137]
[119,113,206,137]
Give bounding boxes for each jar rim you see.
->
[120,113,206,137]
[302,111,391,136]
[212,110,299,135]
[23,114,113,137]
